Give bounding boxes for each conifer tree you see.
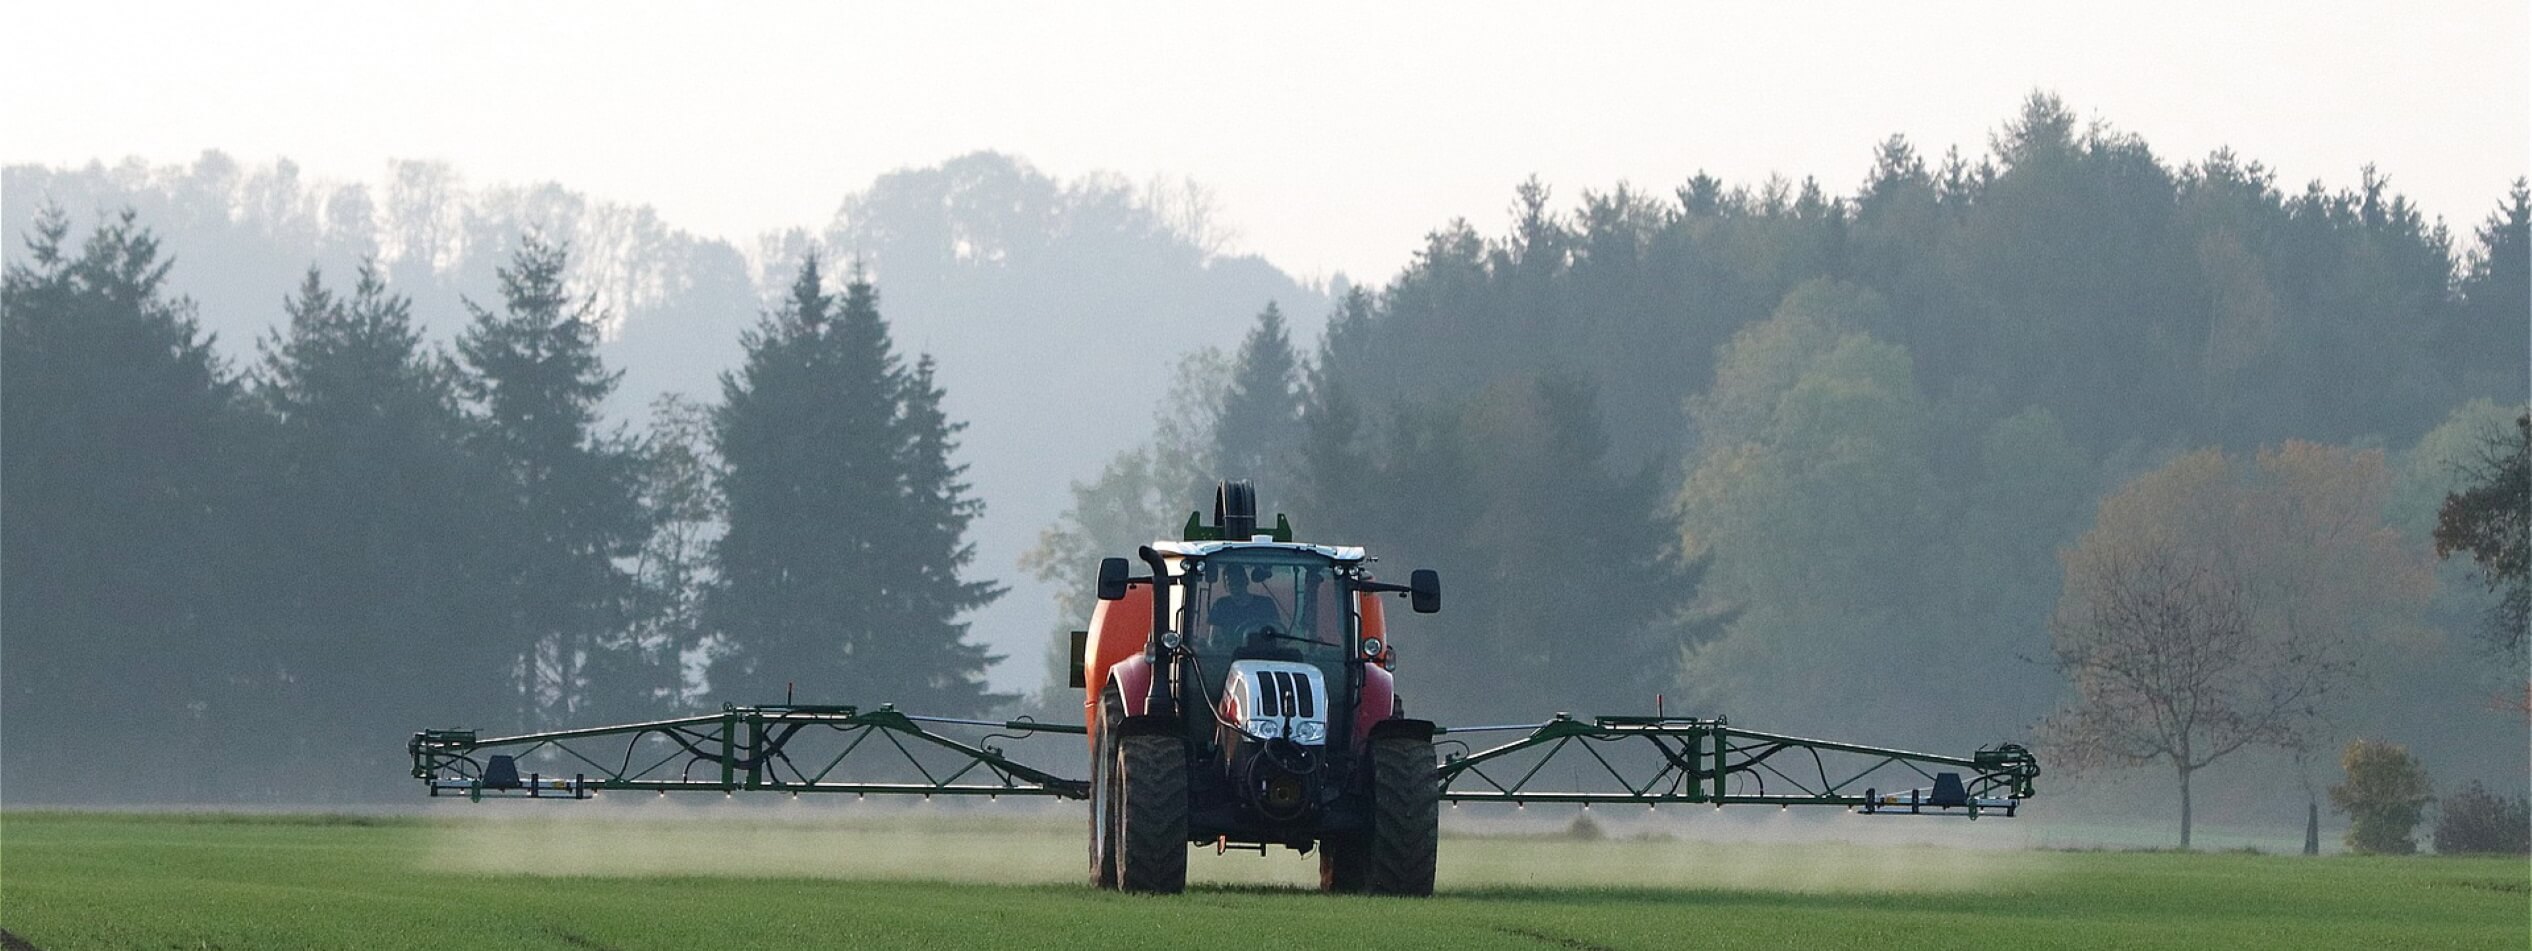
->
[2455,180,2530,400]
[880,354,1006,711]
[455,234,646,725]
[1215,301,1303,491]
[711,258,1002,712]
[1294,290,1374,530]
[1,207,260,797]
[257,261,500,771]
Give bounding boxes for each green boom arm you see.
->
[409,703,1089,801]
[411,707,2036,817]
[1434,714,2038,817]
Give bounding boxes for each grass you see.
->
[0,810,2524,950]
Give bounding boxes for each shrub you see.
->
[2433,781,2531,855]
[2328,739,2431,855]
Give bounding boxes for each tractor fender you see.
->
[1105,655,1154,720]
[1367,717,1435,744]
[1351,663,1398,748]
[1083,587,1156,748]
[1113,713,1184,738]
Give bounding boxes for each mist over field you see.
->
[2,5,2525,867]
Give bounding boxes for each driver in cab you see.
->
[1209,567,1285,654]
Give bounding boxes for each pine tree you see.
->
[455,234,646,726]
[1,206,261,798]
[711,259,1003,712]
[2455,180,2530,401]
[882,354,1007,711]
[1215,302,1303,492]
[1295,290,1374,530]
[256,261,502,777]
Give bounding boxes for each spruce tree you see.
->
[1295,290,1374,530]
[1,207,260,798]
[882,354,1007,711]
[711,258,1003,712]
[455,234,646,726]
[257,261,500,774]
[2456,180,2530,401]
[1215,301,1303,492]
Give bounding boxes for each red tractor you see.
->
[1074,481,1442,894]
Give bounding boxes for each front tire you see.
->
[1115,733,1189,894]
[1318,832,1368,893]
[1365,735,1438,896]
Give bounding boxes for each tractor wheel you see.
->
[1365,735,1439,896]
[1089,723,1120,888]
[1317,832,1368,893]
[1115,733,1189,894]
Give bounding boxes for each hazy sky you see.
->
[7,0,2527,284]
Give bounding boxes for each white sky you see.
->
[5,0,2527,283]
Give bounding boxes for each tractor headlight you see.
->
[1248,719,1281,739]
[1360,637,1383,658]
[1292,721,1326,744]
[1159,631,1183,651]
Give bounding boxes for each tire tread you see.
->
[1117,734,1188,894]
[1365,737,1438,896]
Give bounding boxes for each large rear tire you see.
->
[1115,734,1189,894]
[1089,722,1120,889]
[1365,735,1439,896]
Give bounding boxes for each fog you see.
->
[2,5,2525,854]
[417,800,2061,892]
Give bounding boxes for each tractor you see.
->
[1075,481,1443,894]
[409,481,2040,896]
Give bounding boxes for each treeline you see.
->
[1034,96,2528,806]
[1,212,999,801]
[2,152,1329,682]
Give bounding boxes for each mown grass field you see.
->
[0,810,2523,950]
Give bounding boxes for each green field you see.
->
[1,811,2523,949]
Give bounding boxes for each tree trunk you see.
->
[2177,766,2194,849]
[2304,800,2320,856]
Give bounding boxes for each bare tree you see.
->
[2039,446,2430,847]
[1142,175,1238,260]
[2041,546,2346,848]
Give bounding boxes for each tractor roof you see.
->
[1149,539,1366,561]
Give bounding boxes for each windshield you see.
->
[1183,550,1350,670]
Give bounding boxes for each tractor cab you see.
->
[1183,546,1348,667]
[1166,542,1360,719]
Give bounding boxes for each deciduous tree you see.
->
[2433,414,2529,660]
[2041,446,2435,846]
[2329,739,2432,855]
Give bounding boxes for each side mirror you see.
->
[1096,557,1130,601]
[1409,569,1441,614]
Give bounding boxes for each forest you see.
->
[2,97,2523,842]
